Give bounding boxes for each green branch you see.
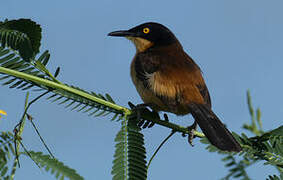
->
[141,112,204,137]
[0,66,128,113]
[0,66,205,138]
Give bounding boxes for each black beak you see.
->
[108,30,136,37]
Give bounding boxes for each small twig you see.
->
[147,130,176,170]
[141,113,204,138]
[18,140,41,169]
[13,129,21,168]
[28,114,55,159]
[164,113,169,122]
[14,91,50,167]
[13,93,30,168]
[14,91,50,131]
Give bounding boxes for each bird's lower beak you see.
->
[108,30,136,37]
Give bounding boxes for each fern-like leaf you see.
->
[112,121,127,180]
[220,155,253,180]
[24,151,84,180]
[0,131,15,179]
[200,92,283,179]
[112,116,147,180]
[0,47,124,120]
[47,86,122,119]
[202,129,283,179]
[0,19,41,61]
[0,18,127,123]
[0,47,49,88]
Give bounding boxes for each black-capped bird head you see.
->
[108,22,179,52]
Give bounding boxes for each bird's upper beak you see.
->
[108,29,153,52]
[108,30,136,37]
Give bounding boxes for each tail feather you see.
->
[189,103,242,152]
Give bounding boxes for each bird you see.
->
[108,22,242,152]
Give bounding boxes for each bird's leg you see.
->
[187,121,198,146]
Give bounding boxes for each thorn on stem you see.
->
[27,113,33,121]
[164,113,169,122]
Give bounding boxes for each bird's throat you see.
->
[127,37,154,52]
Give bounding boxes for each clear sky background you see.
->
[1,0,283,179]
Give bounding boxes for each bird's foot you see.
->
[128,102,157,128]
[187,121,198,146]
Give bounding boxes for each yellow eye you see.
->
[143,27,150,34]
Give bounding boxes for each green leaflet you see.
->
[0,47,124,120]
[24,151,84,180]
[0,132,14,180]
[202,126,283,180]
[0,19,41,62]
[201,92,283,179]
[112,116,147,180]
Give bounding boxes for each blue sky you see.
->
[1,0,283,179]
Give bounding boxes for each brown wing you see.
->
[132,47,211,114]
[150,51,210,104]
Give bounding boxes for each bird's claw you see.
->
[128,102,156,128]
[187,121,198,146]
[164,113,169,122]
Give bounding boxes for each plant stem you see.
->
[147,130,176,170]
[141,113,204,138]
[11,93,29,178]
[0,67,130,114]
[0,66,205,137]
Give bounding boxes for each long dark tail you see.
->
[189,103,242,152]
